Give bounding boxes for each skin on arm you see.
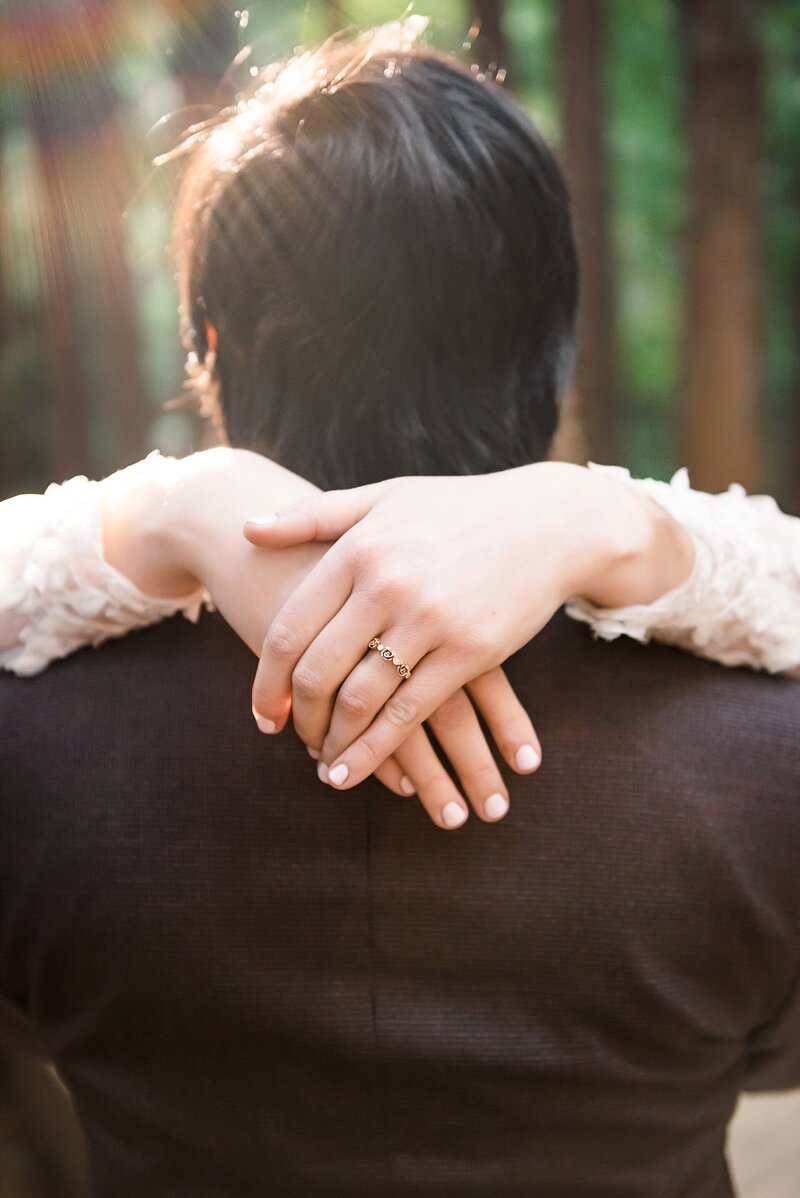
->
[243,461,697,792]
[100,447,539,828]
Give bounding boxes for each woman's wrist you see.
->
[512,462,694,611]
[101,447,314,599]
[558,465,696,609]
[101,456,204,599]
[168,448,319,582]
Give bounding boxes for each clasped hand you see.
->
[243,470,586,829]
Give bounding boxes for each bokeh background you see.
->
[1,1,799,1195]
[1,0,799,507]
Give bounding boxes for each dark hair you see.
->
[174,31,577,488]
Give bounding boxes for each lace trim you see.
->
[567,466,800,675]
[0,453,207,677]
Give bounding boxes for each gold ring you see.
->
[367,637,412,681]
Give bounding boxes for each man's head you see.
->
[173,24,577,488]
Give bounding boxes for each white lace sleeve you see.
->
[0,452,207,677]
[566,465,800,675]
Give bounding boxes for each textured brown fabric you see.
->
[0,611,798,1197]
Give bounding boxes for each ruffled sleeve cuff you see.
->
[0,452,208,677]
[566,465,800,676]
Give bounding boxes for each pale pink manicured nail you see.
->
[317,762,329,783]
[246,514,279,527]
[307,747,320,760]
[442,802,468,829]
[328,763,349,786]
[484,793,509,820]
[515,744,541,771]
[253,711,277,734]
[400,776,416,796]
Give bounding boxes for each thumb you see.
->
[243,482,387,547]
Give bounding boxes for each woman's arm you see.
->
[242,461,798,793]
[1,449,540,829]
[104,447,545,827]
[100,447,320,647]
[0,459,206,677]
[0,448,320,676]
[0,449,321,677]
[568,466,800,676]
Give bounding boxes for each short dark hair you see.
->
[174,30,577,488]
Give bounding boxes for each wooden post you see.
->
[556,0,619,465]
[680,0,762,492]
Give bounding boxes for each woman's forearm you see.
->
[101,452,696,658]
[101,447,324,654]
[547,463,697,610]
[491,461,696,615]
[568,466,800,674]
[1,464,208,677]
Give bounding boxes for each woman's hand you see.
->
[328,666,539,828]
[101,447,535,827]
[244,462,696,793]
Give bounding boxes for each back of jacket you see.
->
[0,611,798,1198]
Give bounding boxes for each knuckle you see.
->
[495,729,523,759]
[291,663,323,702]
[384,692,420,730]
[402,765,431,794]
[415,592,448,626]
[265,619,304,661]
[501,716,532,751]
[335,732,379,774]
[413,767,450,798]
[364,572,406,607]
[468,763,504,791]
[347,538,379,573]
[459,626,494,659]
[336,684,372,719]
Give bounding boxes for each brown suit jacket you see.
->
[1,611,798,1197]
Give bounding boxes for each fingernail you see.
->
[307,746,320,760]
[484,793,509,820]
[317,761,329,783]
[515,744,541,771]
[253,710,277,734]
[328,763,349,786]
[246,514,279,527]
[400,775,416,796]
[442,801,468,829]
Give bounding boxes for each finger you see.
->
[317,749,413,800]
[244,482,388,548]
[291,596,387,753]
[426,690,510,823]
[373,755,415,798]
[321,648,475,791]
[319,626,432,768]
[467,668,542,774]
[391,727,469,830]
[251,556,352,731]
